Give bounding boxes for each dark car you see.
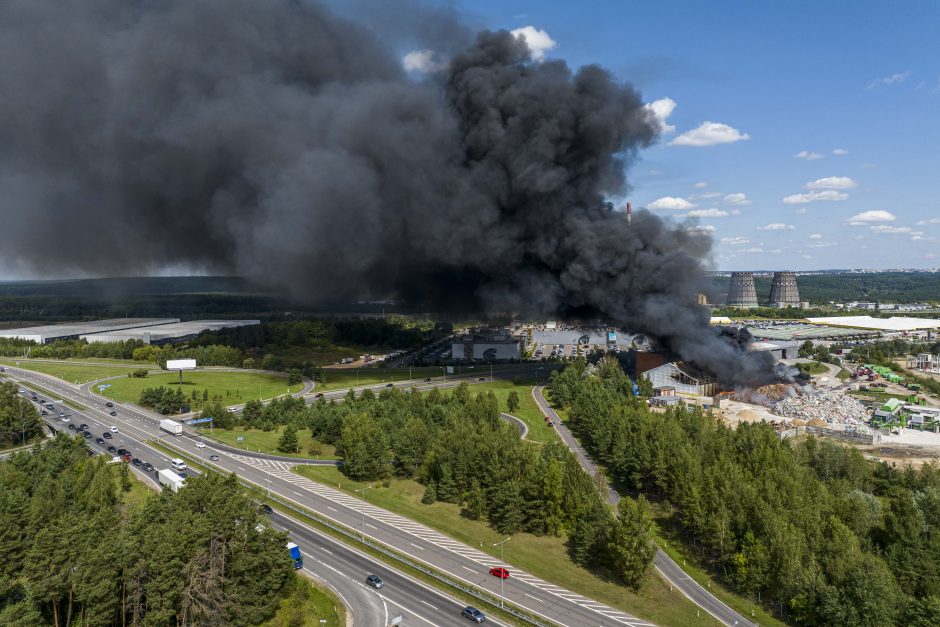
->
[31,395,38,401]
[117,448,129,456]
[423,377,431,382]
[105,402,114,407]
[209,454,220,461]
[68,424,76,431]
[131,458,142,467]
[177,472,188,479]
[78,424,88,430]
[103,432,112,439]
[260,504,273,514]
[478,377,486,381]
[95,437,105,444]
[462,607,485,623]
[142,463,155,472]
[109,411,117,416]
[40,410,48,416]
[121,453,132,462]
[315,392,324,398]
[82,431,92,439]
[107,446,117,453]
[385,383,394,388]
[366,574,384,589]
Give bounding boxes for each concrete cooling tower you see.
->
[727,272,758,308]
[769,271,800,306]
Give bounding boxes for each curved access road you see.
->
[533,385,755,627]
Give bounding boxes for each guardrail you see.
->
[159,443,550,627]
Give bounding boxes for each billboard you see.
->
[166,359,197,370]
[607,331,617,342]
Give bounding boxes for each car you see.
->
[109,426,118,432]
[489,567,510,579]
[61,416,70,422]
[366,574,384,589]
[109,411,117,416]
[82,431,92,439]
[315,392,324,398]
[95,437,105,444]
[103,432,112,439]
[38,399,45,404]
[546,421,553,427]
[121,453,132,462]
[461,607,485,623]
[18,388,25,393]
[40,410,48,416]
[177,472,188,479]
[68,424,76,431]
[209,455,220,461]
[385,383,394,388]
[107,446,116,453]
[424,377,431,382]
[105,402,113,407]
[117,448,129,456]
[31,395,38,401]
[260,504,274,514]
[544,416,551,421]
[142,463,155,472]
[194,441,206,449]
[78,423,88,430]
[131,458,142,467]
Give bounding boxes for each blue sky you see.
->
[411,1,940,270]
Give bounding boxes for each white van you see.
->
[170,458,188,472]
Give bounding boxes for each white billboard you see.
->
[166,359,197,370]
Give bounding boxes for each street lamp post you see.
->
[493,536,511,608]
[355,485,374,541]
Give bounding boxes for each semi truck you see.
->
[287,542,303,569]
[159,419,183,436]
[157,468,186,492]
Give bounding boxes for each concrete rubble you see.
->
[772,391,871,430]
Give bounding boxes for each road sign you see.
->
[186,417,213,425]
[236,436,244,442]
[97,384,111,390]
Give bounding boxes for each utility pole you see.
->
[355,485,374,541]
[493,536,511,609]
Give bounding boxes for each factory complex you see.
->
[807,316,940,332]
[0,318,259,345]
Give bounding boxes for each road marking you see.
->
[365,523,378,530]
[319,547,334,555]
[421,599,437,610]
[462,566,476,573]
[327,506,338,512]
[409,542,424,550]
[524,593,542,602]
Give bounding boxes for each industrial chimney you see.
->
[769,271,800,307]
[727,272,758,308]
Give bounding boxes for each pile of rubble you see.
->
[772,391,869,426]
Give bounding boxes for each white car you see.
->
[60,416,70,423]
[109,426,118,433]
[194,441,206,449]
[18,389,25,393]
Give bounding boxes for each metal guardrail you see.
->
[161,443,549,627]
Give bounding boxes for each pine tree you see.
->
[506,390,520,413]
[421,483,437,505]
[608,496,656,588]
[277,424,300,454]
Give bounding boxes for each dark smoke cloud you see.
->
[0,0,777,386]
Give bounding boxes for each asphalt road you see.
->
[532,386,754,627]
[12,365,653,627]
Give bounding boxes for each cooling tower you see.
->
[727,272,758,308]
[769,271,800,305]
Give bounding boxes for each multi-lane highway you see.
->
[10,364,660,626]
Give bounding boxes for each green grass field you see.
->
[203,425,337,460]
[262,575,345,627]
[0,357,147,384]
[293,465,717,627]
[317,367,445,390]
[95,370,304,406]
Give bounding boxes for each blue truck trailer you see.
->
[287,542,303,569]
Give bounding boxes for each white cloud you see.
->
[671,122,750,147]
[723,192,751,206]
[805,176,858,190]
[870,225,919,235]
[802,254,813,260]
[741,247,765,253]
[648,169,663,176]
[866,70,911,89]
[916,218,940,225]
[757,223,795,231]
[794,150,824,161]
[833,148,849,155]
[645,98,677,134]
[860,163,877,169]
[782,190,848,204]
[648,196,696,210]
[686,224,716,234]
[698,192,723,199]
[847,210,896,224]
[809,241,837,249]
[685,208,730,218]
[809,233,823,239]
[720,237,750,246]
[795,207,808,215]
[693,181,708,189]
[510,26,557,61]
[402,49,447,73]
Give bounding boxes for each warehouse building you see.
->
[81,320,260,345]
[0,318,179,343]
[643,361,718,397]
[452,328,523,361]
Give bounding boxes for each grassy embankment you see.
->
[204,426,337,460]
[0,357,146,384]
[93,370,304,405]
[293,465,717,627]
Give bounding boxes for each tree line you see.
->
[551,356,940,626]
[0,436,295,626]
[0,381,44,449]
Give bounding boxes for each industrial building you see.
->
[643,361,718,396]
[908,353,940,374]
[768,271,801,307]
[747,341,800,360]
[81,320,260,345]
[749,323,879,342]
[451,329,523,361]
[726,272,758,308]
[0,318,179,343]
[807,316,940,332]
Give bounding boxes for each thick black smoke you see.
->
[0,0,778,386]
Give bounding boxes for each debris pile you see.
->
[734,383,801,405]
[772,391,869,426]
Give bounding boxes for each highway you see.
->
[9,364,657,627]
[532,385,754,627]
[15,376,501,627]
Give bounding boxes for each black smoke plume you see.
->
[0,0,778,387]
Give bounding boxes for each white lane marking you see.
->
[524,593,541,602]
[365,523,378,530]
[421,599,437,610]
[409,542,423,550]
[462,566,476,573]
[319,547,334,555]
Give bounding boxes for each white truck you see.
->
[157,468,186,492]
[159,419,183,436]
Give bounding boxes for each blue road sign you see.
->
[186,417,214,425]
[236,435,245,442]
[97,384,112,390]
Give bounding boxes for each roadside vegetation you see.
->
[204,424,337,460]
[0,436,302,625]
[0,380,44,450]
[0,358,146,384]
[98,369,303,408]
[550,355,940,626]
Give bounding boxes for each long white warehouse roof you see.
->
[0,318,179,343]
[807,316,940,331]
[81,320,260,344]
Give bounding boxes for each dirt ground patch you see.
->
[855,443,940,468]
